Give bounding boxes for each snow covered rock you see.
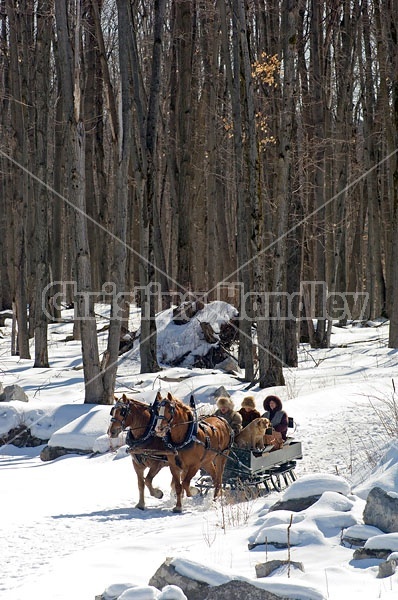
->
[0,403,21,435]
[0,384,29,402]
[214,356,241,374]
[213,385,231,399]
[95,583,136,599]
[342,524,384,547]
[40,445,91,461]
[268,495,322,514]
[0,425,43,448]
[281,474,351,500]
[363,486,398,533]
[249,520,325,549]
[46,405,110,452]
[364,533,398,552]
[204,580,282,599]
[255,560,304,578]
[268,474,351,513]
[377,558,397,578]
[149,557,211,600]
[353,533,398,560]
[148,557,309,600]
[156,301,238,368]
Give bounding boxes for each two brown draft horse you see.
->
[108,392,233,513]
[154,392,233,513]
[108,394,176,510]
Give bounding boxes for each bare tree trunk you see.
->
[0,0,12,311]
[265,0,297,386]
[91,0,118,288]
[141,0,166,373]
[387,2,398,347]
[125,0,165,373]
[101,0,130,403]
[83,0,100,291]
[175,0,194,291]
[310,0,328,348]
[33,0,52,367]
[220,0,254,381]
[362,0,386,320]
[55,0,103,402]
[6,0,30,358]
[51,49,66,321]
[374,0,396,319]
[389,162,398,347]
[327,0,359,337]
[200,3,219,296]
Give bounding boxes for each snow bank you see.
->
[281,473,351,500]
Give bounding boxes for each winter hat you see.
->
[216,396,234,410]
[263,395,283,412]
[241,396,256,409]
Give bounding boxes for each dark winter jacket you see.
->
[262,395,288,440]
[238,407,261,429]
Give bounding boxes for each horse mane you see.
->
[113,394,155,437]
[165,392,191,412]
[115,394,151,409]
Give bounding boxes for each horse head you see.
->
[107,395,131,438]
[153,392,176,438]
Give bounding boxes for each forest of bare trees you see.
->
[0,0,397,402]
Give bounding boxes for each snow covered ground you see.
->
[1,307,398,599]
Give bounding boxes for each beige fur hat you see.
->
[216,396,234,410]
[241,395,256,409]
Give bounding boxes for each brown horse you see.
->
[108,394,176,510]
[154,392,233,512]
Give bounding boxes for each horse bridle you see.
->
[110,401,130,431]
[109,398,160,444]
[154,399,175,434]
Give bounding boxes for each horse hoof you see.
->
[135,503,145,510]
[188,486,200,496]
[152,489,163,499]
[172,506,183,514]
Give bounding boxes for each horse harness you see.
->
[156,400,233,458]
[110,400,158,448]
[111,396,233,457]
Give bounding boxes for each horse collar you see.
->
[165,411,199,451]
[126,405,158,448]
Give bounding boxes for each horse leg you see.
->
[168,464,184,513]
[181,465,201,498]
[212,453,229,498]
[200,459,218,497]
[144,462,164,500]
[212,456,226,499]
[132,459,147,510]
[201,455,227,500]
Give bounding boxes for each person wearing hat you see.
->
[214,396,242,436]
[238,395,261,429]
[262,395,288,441]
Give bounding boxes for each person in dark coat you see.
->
[262,395,288,441]
[238,395,261,429]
